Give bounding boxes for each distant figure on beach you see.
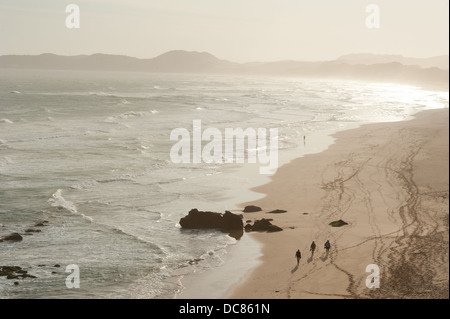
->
[295,249,302,265]
[303,135,306,146]
[324,240,331,253]
[310,241,316,256]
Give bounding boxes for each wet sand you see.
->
[227,108,449,299]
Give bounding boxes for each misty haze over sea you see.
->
[1,51,448,90]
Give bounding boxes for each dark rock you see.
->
[223,211,244,230]
[267,209,287,214]
[0,266,36,279]
[251,219,273,231]
[34,220,49,227]
[179,209,244,239]
[227,229,244,240]
[54,264,61,268]
[246,218,283,232]
[0,233,23,242]
[329,219,348,227]
[180,209,242,230]
[14,281,19,286]
[243,205,262,213]
[25,229,41,233]
[267,225,283,232]
[1,266,22,273]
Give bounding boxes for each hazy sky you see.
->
[0,0,448,62]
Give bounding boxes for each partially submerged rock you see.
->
[25,229,41,233]
[179,209,244,239]
[329,219,349,227]
[0,266,37,279]
[243,205,262,213]
[0,233,23,242]
[34,220,49,227]
[180,209,243,230]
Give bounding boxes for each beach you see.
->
[227,108,449,299]
[1,69,448,299]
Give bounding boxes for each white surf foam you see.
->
[48,189,93,222]
[48,189,77,214]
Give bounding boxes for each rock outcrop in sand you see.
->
[245,218,283,232]
[329,219,349,227]
[267,209,287,214]
[243,205,262,213]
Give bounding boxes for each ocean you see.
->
[0,69,448,298]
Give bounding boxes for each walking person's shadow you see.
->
[321,250,329,262]
[291,264,299,273]
[307,251,315,263]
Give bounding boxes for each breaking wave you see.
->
[48,189,93,222]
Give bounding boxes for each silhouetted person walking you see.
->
[295,249,301,265]
[324,240,331,254]
[310,241,316,256]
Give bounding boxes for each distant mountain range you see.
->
[336,53,448,70]
[1,51,448,89]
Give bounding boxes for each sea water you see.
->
[0,69,447,298]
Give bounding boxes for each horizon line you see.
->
[1,50,449,65]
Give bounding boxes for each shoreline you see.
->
[227,108,449,299]
[175,115,345,299]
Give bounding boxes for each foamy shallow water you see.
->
[0,69,447,298]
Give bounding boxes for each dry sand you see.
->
[227,108,449,299]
